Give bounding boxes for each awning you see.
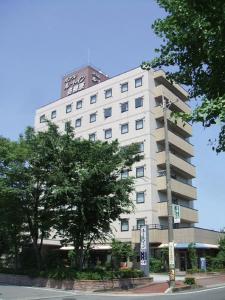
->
[60,245,112,251]
[158,243,218,249]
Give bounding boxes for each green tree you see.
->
[188,243,198,270]
[142,0,225,152]
[0,125,62,270]
[0,137,27,270]
[111,239,135,270]
[52,127,141,270]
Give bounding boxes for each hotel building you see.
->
[35,65,223,270]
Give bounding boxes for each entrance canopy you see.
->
[60,245,112,251]
[158,243,218,249]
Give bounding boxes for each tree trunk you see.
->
[32,238,42,271]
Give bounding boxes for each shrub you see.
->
[117,268,144,278]
[150,258,163,273]
[184,277,196,285]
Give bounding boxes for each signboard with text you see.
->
[140,225,149,276]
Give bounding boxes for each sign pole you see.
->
[162,94,176,288]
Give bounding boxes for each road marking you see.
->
[165,284,225,296]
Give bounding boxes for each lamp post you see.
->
[162,94,175,288]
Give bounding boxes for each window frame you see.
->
[121,219,129,232]
[104,107,112,119]
[135,77,143,88]
[90,94,97,104]
[105,88,112,99]
[121,101,129,113]
[89,133,96,141]
[136,192,145,204]
[135,97,143,108]
[136,218,145,229]
[66,104,72,114]
[135,119,144,130]
[121,82,128,93]
[105,128,112,139]
[51,110,56,119]
[121,123,129,134]
[65,121,71,131]
[76,100,83,110]
[136,166,144,178]
[75,118,82,128]
[121,169,129,179]
[90,113,96,123]
[40,114,46,123]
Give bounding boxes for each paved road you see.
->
[1,285,225,300]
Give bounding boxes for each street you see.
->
[0,285,225,300]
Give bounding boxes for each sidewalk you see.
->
[196,274,225,287]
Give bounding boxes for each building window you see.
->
[135,77,143,88]
[90,113,96,123]
[40,114,46,123]
[66,104,72,113]
[136,119,144,130]
[90,94,97,104]
[137,218,145,229]
[65,121,71,131]
[135,97,143,108]
[136,192,145,203]
[121,101,129,113]
[138,142,144,153]
[105,128,112,139]
[136,166,144,178]
[89,133,96,141]
[75,118,81,128]
[51,110,56,119]
[121,219,129,231]
[76,100,82,109]
[121,169,129,179]
[104,107,112,119]
[121,123,129,134]
[105,88,112,99]
[121,82,128,93]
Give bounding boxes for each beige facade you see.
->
[36,65,221,247]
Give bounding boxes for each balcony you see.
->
[154,85,191,114]
[154,105,192,137]
[157,176,197,200]
[156,151,196,178]
[155,127,194,157]
[156,202,198,223]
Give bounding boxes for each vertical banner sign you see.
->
[140,225,149,277]
[169,241,175,268]
[172,204,181,224]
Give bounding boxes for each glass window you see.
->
[136,119,144,130]
[135,77,142,88]
[137,218,145,229]
[104,107,112,118]
[76,100,82,109]
[121,123,129,134]
[66,104,72,113]
[136,192,145,203]
[121,101,129,113]
[105,128,112,139]
[105,88,112,99]
[121,169,129,179]
[136,166,144,178]
[65,121,71,131]
[75,118,81,128]
[40,114,46,123]
[135,97,143,108]
[90,113,96,123]
[89,133,96,141]
[138,142,144,153]
[121,219,129,231]
[90,94,97,104]
[121,82,128,93]
[51,110,56,119]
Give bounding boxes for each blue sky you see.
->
[0,0,224,230]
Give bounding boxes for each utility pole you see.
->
[162,94,175,288]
